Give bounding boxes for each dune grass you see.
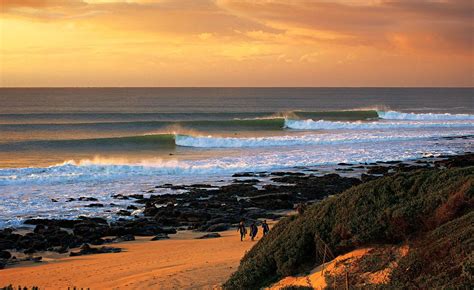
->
[224,167,473,289]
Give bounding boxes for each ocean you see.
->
[0,88,473,227]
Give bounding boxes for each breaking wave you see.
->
[1,134,472,186]
[174,131,472,148]
[377,111,474,120]
[284,119,474,130]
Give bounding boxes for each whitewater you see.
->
[1,87,473,227]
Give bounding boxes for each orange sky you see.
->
[0,0,473,87]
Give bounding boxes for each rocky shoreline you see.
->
[1,152,472,270]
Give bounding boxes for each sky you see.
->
[0,0,472,87]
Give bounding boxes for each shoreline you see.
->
[1,152,473,288]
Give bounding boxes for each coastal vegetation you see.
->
[225,165,474,289]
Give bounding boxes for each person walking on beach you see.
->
[250,222,258,241]
[237,220,247,241]
[262,220,270,236]
[296,202,306,215]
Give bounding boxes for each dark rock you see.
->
[396,164,429,172]
[116,210,132,216]
[69,244,121,256]
[155,184,186,190]
[112,194,130,200]
[33,224,46,234]
[233,179,260,184]
[85,203,104,208]
[232,172,257,177]
[0,228,14,235]
[24,248,37,255]
[196,233,221,239]
[232,171,268,177]
[78,216,108,224]
[114,234,135,242]
[151,233,169,241]
[78,197,99,202]
[73,221,110,242]
[435,154,474,168]
[217,184,258,196]
[127,205,139,210]
[90,238,106,245]
[188,184,217,188]
[24,256,42,262]
[377,160,402,164]
[0,250,11,259]
[16,234,48,252]
[271,172,305,176]
[154,216,180,227]
[57,246,69,254]
[0,239,16,251]
[367,166,389,175]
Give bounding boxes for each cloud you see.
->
[216,0,474,54]
[1,0,472,86]
[5,0,470,54]
[0,0,85,9]
[1,0,273,37]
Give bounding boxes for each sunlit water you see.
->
[0,88,473,227]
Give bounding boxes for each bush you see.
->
[389,211,474,288]
[224,167,473,289]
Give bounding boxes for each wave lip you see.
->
[377,110,474,120]
[284,119,474,130]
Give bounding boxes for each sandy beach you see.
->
[0,229,255,289]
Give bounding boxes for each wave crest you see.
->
[377,111,474,120]
[174,131,472,148]
[284,119,474,130]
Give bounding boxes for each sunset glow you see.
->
[1,0,473,87]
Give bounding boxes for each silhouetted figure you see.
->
[262,220,270,236]
[237,221,247,241]
[296,202,307,215]
[250,222,258,241]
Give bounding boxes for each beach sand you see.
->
[269,248,372,289]
[0,229,256,289]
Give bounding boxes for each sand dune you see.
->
[269,248,371,289]
[0,230,256,289]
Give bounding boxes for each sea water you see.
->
[0,88,472,226]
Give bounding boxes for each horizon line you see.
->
[1,86,473,89]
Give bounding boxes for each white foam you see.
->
[174,130,472,148]
[284,119,474,130]
[377,110,474,120]
[0,134,470,187]
[0,134,472,227]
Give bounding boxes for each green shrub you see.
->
[389,211,474,288]
[224,167,473,289]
